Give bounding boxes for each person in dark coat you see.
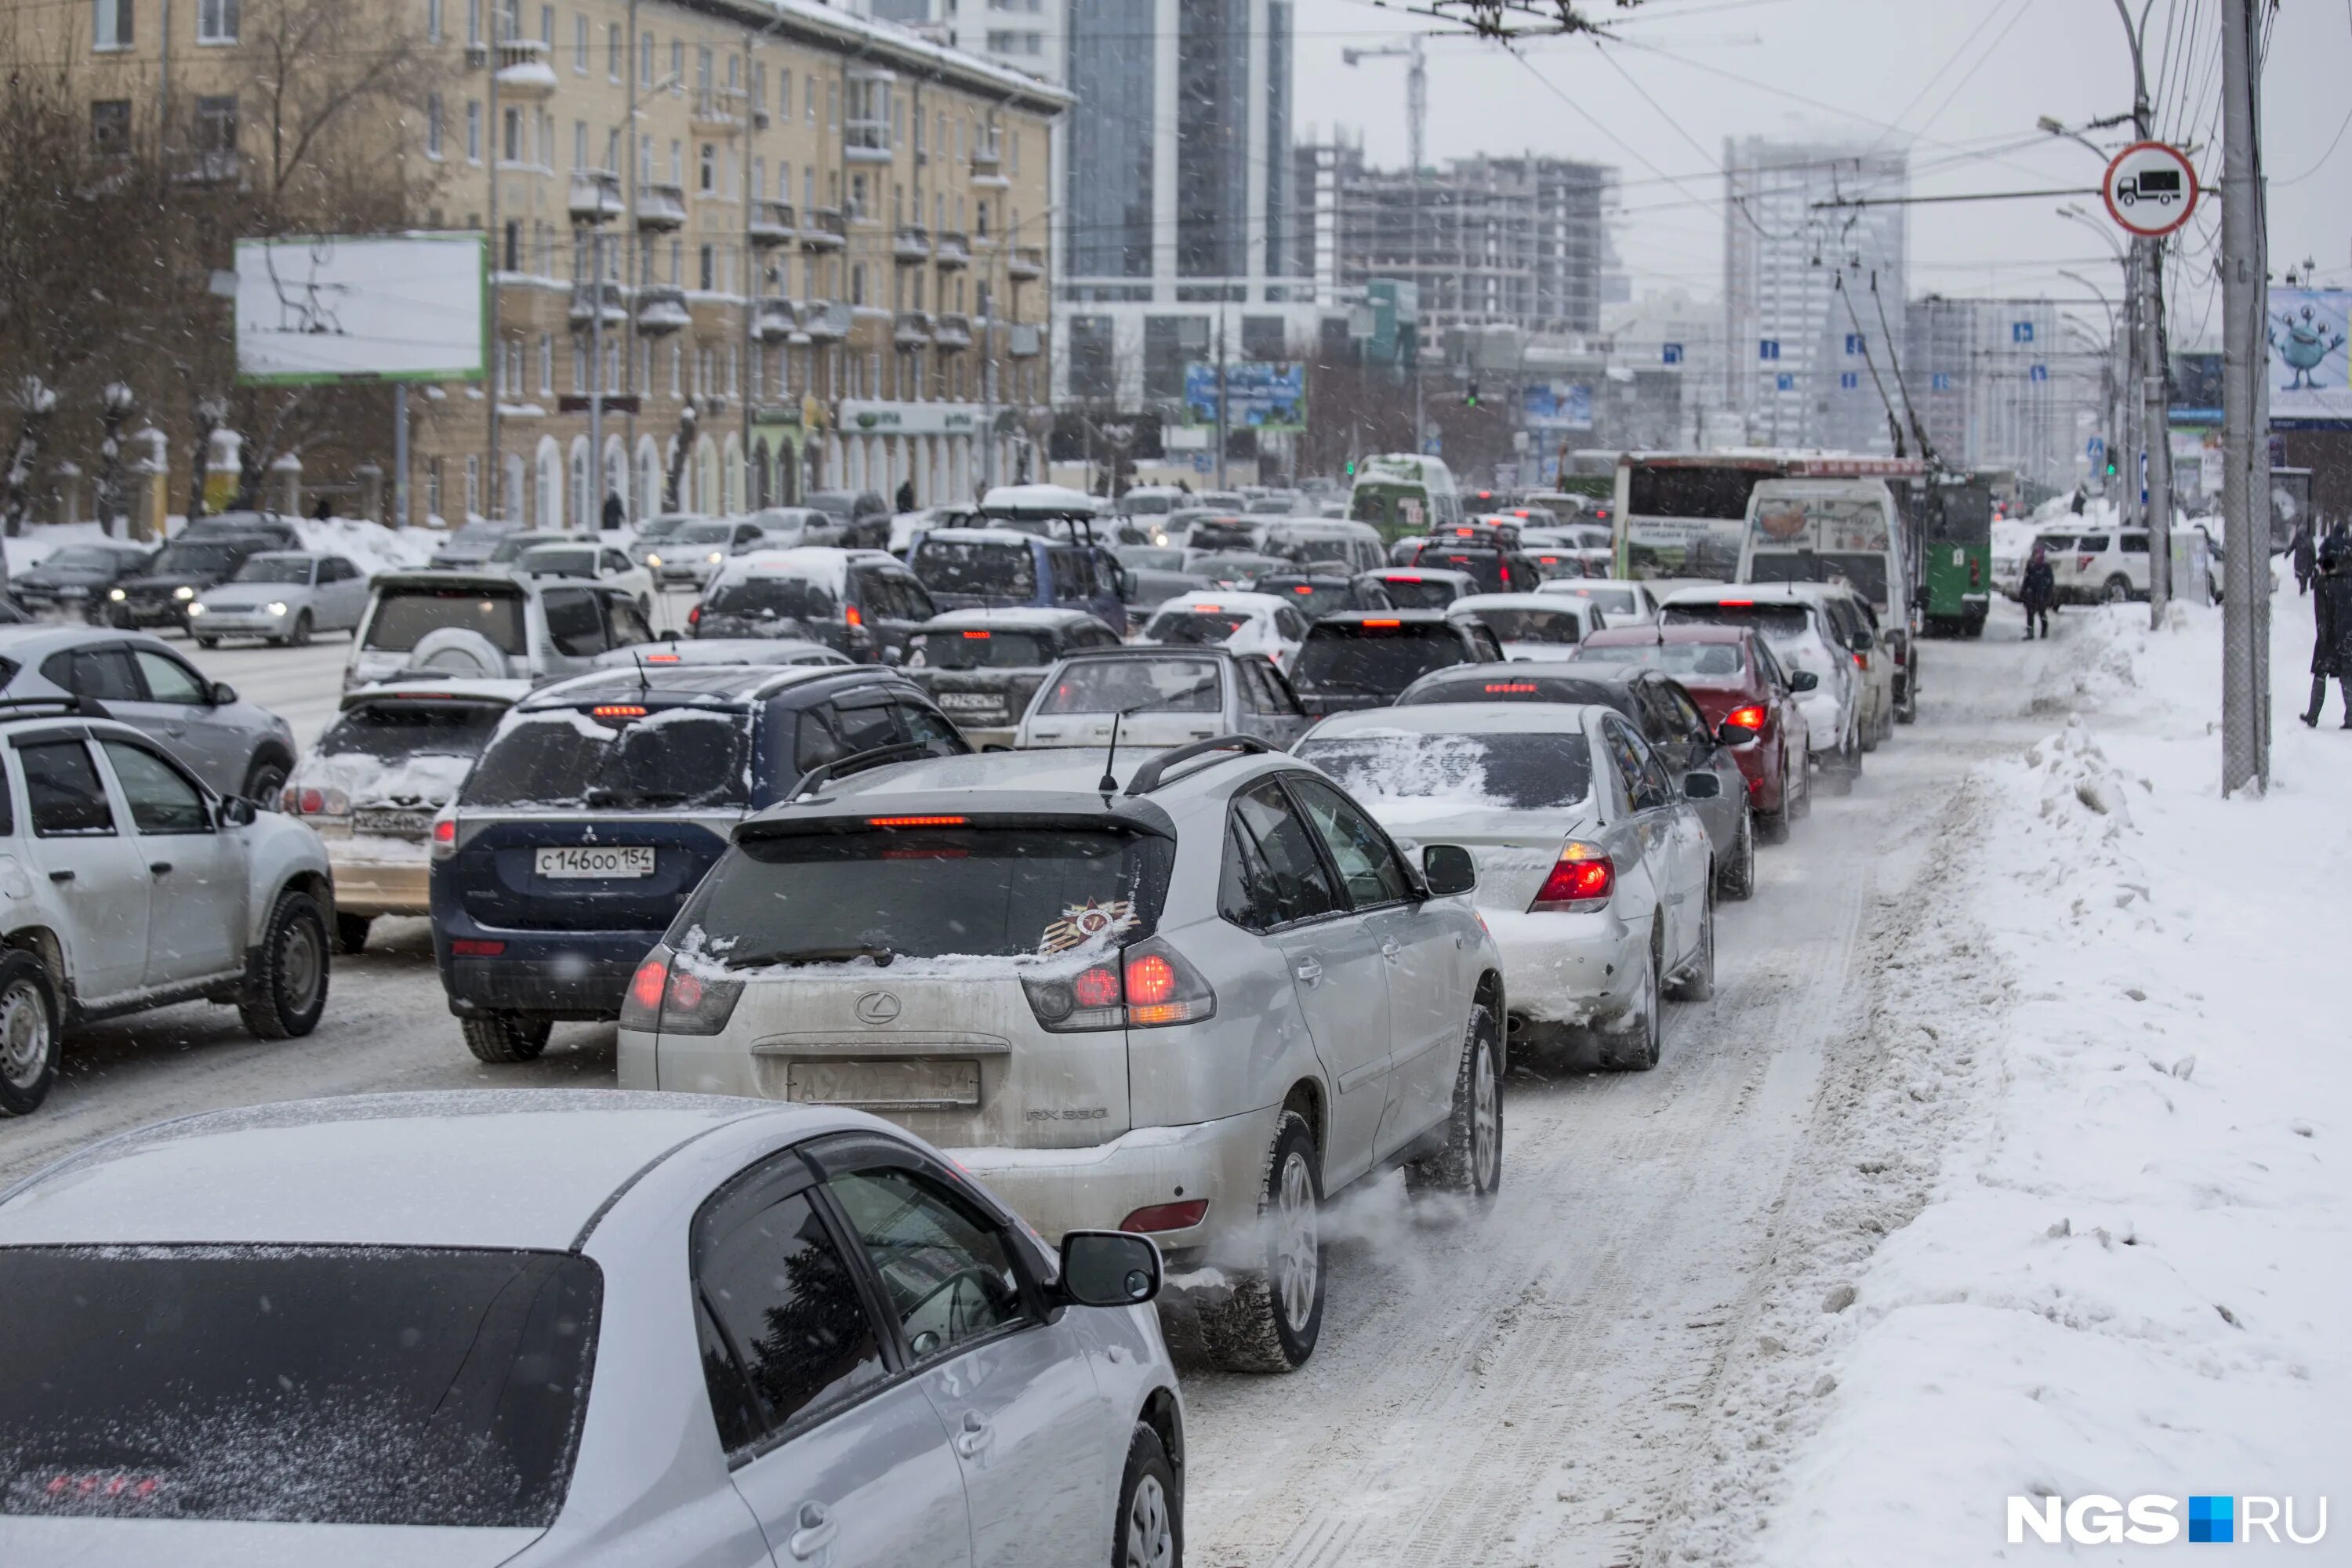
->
[2290,519,2316,595]
[2303,536,2352,728]
[2020,542,2056,641]
[601,489,624,532]
[895,478,916,514]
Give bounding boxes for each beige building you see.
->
[52,0,1065,524]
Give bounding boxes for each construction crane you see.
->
[1341,35,1426,176]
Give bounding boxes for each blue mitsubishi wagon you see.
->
[430,663,968,1062]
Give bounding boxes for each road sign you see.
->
[2030,364,2049,383]
[1839,372,1860,390]
[1844,333,1866,354]
[1775,373,1795,392]
[1661,343,1683,365]
[2013,321,2035,344]
[1932,372,1954,392]
[2101,140,2199,238]
[1759,339,1780,361]
[2087,434,2107,461]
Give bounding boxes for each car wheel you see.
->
[237,889,330,1041]
[194,635,220,649]
[1598,930,1663,1071]
[1114,1422,1182,1568]
[1718,808,1757,900]
[335,912,374,955]
[0,951,60,1118]
[2103,574,2132,604]
[1200,1109,1323,1373]
[1788,750,1813,821]
[242,756,290,809]
[1668,891,1716,1002]
[462,1011,553,1064]
[287,611,313,648]
[1405,1004,1504,1200]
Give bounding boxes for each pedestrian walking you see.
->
[2020,543,2056,641]
[895,478,916,514]
[2291,519,2316,595]
[601,489,624,532]
[2303,535,2352,728]
[311,495,333,523]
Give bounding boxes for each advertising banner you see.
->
[1181,361,1307,431]
[234,234,488,384]
[1523,381,1594,430]
[2267,289,2352,427]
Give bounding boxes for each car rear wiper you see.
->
[725,943,897,969]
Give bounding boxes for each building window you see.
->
[639,31,653,84]
[425,93,445,160]
[699,244,714,291]
[851,263,865,307]
[193,94,237,177]
[779,70,791,120]
[503,219,520,271]
[607,22,621,81]
[539,5,552,47]
[668,139,681,183]
[668,341,682,397]
[572,119,586,169]
[670,39,684,89]
[464,456,479,518]
[539,335,554,395]
[572,13,587,71]
[90,100,131,155]
[466,100,482,163]
[426,0,442,42]
[467,0,482,44]
[502,106,521,163]
[196,0,237,44]
[698,141,714,193]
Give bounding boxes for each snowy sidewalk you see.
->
[1656,586,2350,1566]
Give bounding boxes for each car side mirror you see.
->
[209,681,238,706]
[1849,630,1875,653]
[1057,1230,1161,1308]
[220,796,256,827]
[1715,719,1759,746]
[1682,771,1722,800]
[1421,843,1478,897]
[880,644,905,666]
[1789,670,1820,692]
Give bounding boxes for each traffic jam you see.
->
[0,460,1936,1563]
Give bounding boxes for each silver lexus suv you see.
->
[619,737,1507,1372]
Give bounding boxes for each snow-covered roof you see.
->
[755,0,1073,111]
[1147,590,1290,617]
[918,605,1102,630]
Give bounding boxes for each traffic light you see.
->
[1343,457,1356,477]
[1464,379,1479,408]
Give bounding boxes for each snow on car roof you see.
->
[912,527,1040,549]
[919,605,1102,630]
[1447,593,1587,613]
[0,1091,771,1249]
[717,546,859,595]
[1306,701,1600,739]
[1148,590,1287,615]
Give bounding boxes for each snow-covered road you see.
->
[0,603,2118,1565]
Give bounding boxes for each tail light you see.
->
[2077,554,2094,572]
[844,604,864,628]
[1853,652,1869,670]
[1969,558,1982,587]
[450,938,505,956]
[289,786,350,817]
[1530,841,1614,913]
[687,604,702,627]
[1725,703,1767,733]
[1021,937,1216,1032]
[1120,1200,1210,1233]
[430,815,459,861]
[618,948,744,1035]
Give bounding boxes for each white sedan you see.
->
[1446,593,1602,661]
[1136,590,1308,671]
[1295,701,1718,1070]
[0,1092,1185,1567]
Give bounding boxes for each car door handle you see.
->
[149,862,172,876]
[1380,938,1401,960]
[47,870,73,884]
[1293,958,1324,985]
[787,1501,838,1560]
[953,1410,994,1459]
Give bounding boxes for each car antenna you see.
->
[632,648,650,695]
[1097,691,1159,798]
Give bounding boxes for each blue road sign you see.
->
[2087,435,2107,461]
[1931,372,1953,391]
[2030,363,2049,383]
[1759,339,1780,361]
[1662,343,1684,365]
[1839,372,1860,390]
[1775,372,1796,392]
[2013,321,2035,344]
[1844,333,1866,354]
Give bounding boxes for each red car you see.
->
[1573,622,1813,840]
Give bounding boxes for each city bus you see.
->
[1348,453,1464,541]
[1610,452,1926,581]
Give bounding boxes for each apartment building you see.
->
[1904,295,2093,494]
[49,0,1065,523]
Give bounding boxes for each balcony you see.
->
[799,207,847,252]
[971,137,1009,189]
[568,279,629,329]
[1008,322,1044,359]
[752,296,799,343]
[932,312,972,351]
[690,89,742,136]
[1007,246,1044,282]
[894,310,933,347]
[800,300,852,340]
[933,230,970,270]
[495,38,557,99]
[892,225,931,265]
[636,285,691,336]
[844,119,893,164]
[634,180,687,232]
[567,169,623,225]
[748,199,795,248]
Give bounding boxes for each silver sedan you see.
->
[0,1092,1185,1568]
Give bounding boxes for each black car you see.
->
[182,513,303,550]
[1251,570,1394,622]
[804,488,892,550]
[1361,566,1482,611]
[430,663,971,1062]
[689,549,937,664]
[902,607,1125,746]
[1287,610,1504,717]
[1403,540,1544,595]
[12,542,154,617]
[107,532,282,631]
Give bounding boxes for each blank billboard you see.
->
[234,233,487,384]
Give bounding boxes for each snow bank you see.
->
[1668,599,2352,1565]
[3,515,434,581]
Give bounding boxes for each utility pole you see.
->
[2219,0,2267,795]
[2112,0,2172,625]
[1214,312,1229,492]
[485,13,503,523]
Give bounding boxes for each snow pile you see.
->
[1675,595,2352,1566]
[292,516,436,578]
[2,522,118,576]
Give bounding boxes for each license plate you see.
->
[352,808,434,838]
[534,844,655,879]
[784,1058,980,1109]
[938,692,1002,711]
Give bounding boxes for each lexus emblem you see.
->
[854,991,902,1025]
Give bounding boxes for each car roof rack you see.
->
[1122,734,1276,797]
[790,739,945,800]
[0,695,111,723]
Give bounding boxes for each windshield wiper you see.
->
[725,943,897,970]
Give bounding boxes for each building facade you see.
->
[1722,135,1908,454]
[1904,295,2094,494]
[45,0,1064,524]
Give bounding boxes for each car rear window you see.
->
[1296,732,1593,811]
[1470,608,1585,644]
[1294,623,1472,693]
[1145,610,1250,646]
[912,539,1037,597]
[463,706,752,809]
[911,629,1051,670]
[1548,585,1639,616]
[1185,519,1261,553]
[681,827,1175,964]
[1037,657,1220,715]
[0,1245,599,1527]
[1257,579,1353,619]
[1573,641,1747,679]
[319,699,510,763]
[1408,546,1511,593]
[147,542,243,577]
[1375,577,1463,611]
[1662,601,1813,641]
[706,576,838,623]
[364,587,528,654]
[1744,551,1889,606]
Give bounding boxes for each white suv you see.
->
[0,702,335,1115]
[619,739,1507,1372]
[1659,583,1864,792]
[2052,527,2152,604]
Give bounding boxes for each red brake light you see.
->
[867,815,968,827]
[1392,574,1423,583]
[687,604,702,626]
[592,705,648,718]
[1726,703,1767,731]
[1120,1200,1209,1233]
[844,604,863,627]
[645,652,681,662]
[1191,602,1221,612]
[1969,559,1982,586]
[1363,618,1402,628]
[1720,598,1755,607]
[297,788,325,814]
[1124,953,1177,1005]
[1531,844,1614,911]
[961,629,991,639]
[1292,584,1315,594]
[628,956,668,1013]
[432,818,457,844]
[1070,965,1121,1009]
[1485,681,1539,693]
[450,938,506,956]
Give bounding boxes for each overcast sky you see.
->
[1288,0,2351,347]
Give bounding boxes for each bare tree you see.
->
[1,376,58,543]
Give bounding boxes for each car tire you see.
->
[0,951,60,1119]
[237,889,330,1041]
[335,912,374,955]
[286,611,313,648]
[1598,929,1664,1071]
[1200,1109,1323,1373]
[462,1011,552,1064]
[194,635,220,649]
[242,755,290,810]
[1113,1422,1183,1568]
[1405,1004,1504,1201]
[1788,753,1813,821]
[1668,891,1716,1002]
[2103,574,2132,604]
[1718,808,1757,899]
